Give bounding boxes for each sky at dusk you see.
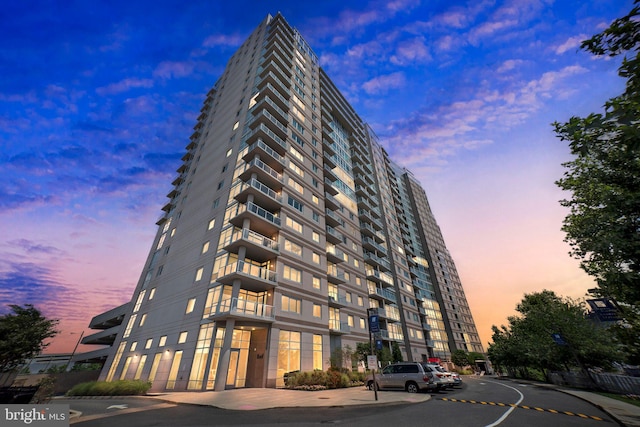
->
[1,0,633,355]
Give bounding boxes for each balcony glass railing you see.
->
[223,228,278,252]
[246,139,285,163]
[217,260,277,283]
[216,297,275,320]
[328,319,350,333]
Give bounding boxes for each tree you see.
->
[0,304,59,373]
[487,291,621,379]
[553,1,640,363]
[451,349,470,368]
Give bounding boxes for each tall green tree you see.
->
[553,1,640,363]
[488,291,621,379]
[0,304,59,372]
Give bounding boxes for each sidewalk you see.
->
[149,387,429,410]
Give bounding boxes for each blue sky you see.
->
[0,0,632,352]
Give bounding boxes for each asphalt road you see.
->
[58,377,617,427]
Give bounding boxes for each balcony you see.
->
[362,236,388,255]
[325,193,341,210]
[259,55,291,85]
[366,268,394,287]
[212,260,277,292]
[248,108,289,141]
[234,178,282,211]
[222,228,279,262]
[325,226,343,245]
[257,82,290,111]
[326,244,346,264]
[329,320,350,335]
[237,156,283,189]
[368,284,397,303]
[250,94,288,123]
[243,138,285,170]
[228,202,281,236]
[325,209,343,227]
[209,297,275,322]
[327,265,346,284]
[244,122,287,155]
[364,251,391,271]
[328,292,348,307]
[324,178,339,197]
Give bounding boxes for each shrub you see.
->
[285,370,362,390]
[66,380,151,396]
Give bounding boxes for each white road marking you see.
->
[483,381,524,427]
[107,404,128,410]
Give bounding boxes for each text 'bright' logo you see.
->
[4,407,66,424]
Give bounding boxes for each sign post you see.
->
[367,308,379,401]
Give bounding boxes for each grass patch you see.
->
[66,380,151,396]
[596,392,640,408]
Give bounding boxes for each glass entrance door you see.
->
[226,349,240,388]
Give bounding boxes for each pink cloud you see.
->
[362,72,406,95]
[96,78,154,95]
[153,61,196,79]
[390,37,431,65]
[555,34,588,55]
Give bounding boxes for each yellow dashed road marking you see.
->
[439,398,605,421]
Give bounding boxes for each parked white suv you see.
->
[425,364,455,389]
[366,362,438,393]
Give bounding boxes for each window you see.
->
[202,241,210,254]
[226,148,233,157]
[232,121,239,130]
[286,217,303,233]
[312,194,319,204]
[312,252,321,264]
[288,196,303,212]
[358,296,364,306]
[289,146,304,162]
[213,198,220,209]
[284,239,302,256]
[348,315,354,327]
[130,342,137,351]
[312,231,320,243]
[283,265,302,283]
[288,178,304,194]
[313,276,321,289]
[208,219,216,230]
[313,335,323,370]
[277,331,301,387]
[159,336,167,347]
[217,180,224,190]
[195,267,204,282]
[178,331,188,344]
[346,293,352,303]
[148,288,156,300]
[134,354,147,380]
[360,318,366,329]
[289,161,304,177]
[139,313,147,327]
[281,295,301,314]
[186,298,196,314]
[145,338,153,349]
[313,304,322,318]
[312,212,319,222]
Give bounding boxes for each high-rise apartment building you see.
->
[93,13,484,392]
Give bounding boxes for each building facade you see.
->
[96,13,484,392]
